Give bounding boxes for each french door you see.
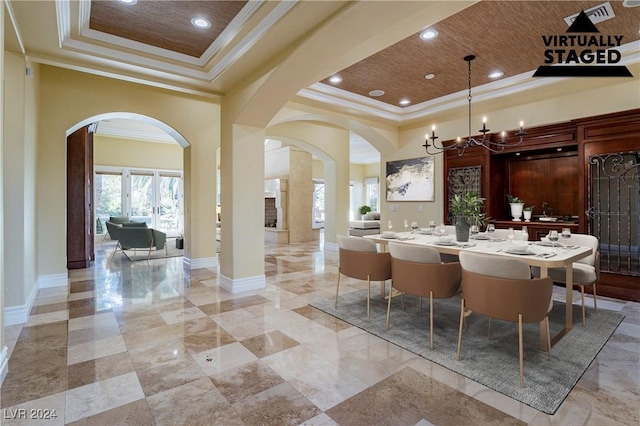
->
[95,167,183,238]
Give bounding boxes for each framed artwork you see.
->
[386,157,435,201]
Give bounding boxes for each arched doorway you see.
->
[66,113,189,269]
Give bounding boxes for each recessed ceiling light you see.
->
[424,73,435,80]
[191,17,211,29]
[420,29,438,40]
[399,99,411,106]
[488,70,504,79]
[117,0,137,4]
[329,75,342,84]
[369,90,385,97]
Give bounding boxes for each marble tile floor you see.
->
[1,240,639,425]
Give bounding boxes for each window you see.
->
[313,180,325,225]
[95,166,183,237]
[365,177,379,212]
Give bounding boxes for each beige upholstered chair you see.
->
[387,243,461,349]
[533,233,600,327]
[336,235,392,320]
[457,251,553,387]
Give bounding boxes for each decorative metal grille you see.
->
[447,166,481,223]
[588,152,640,276]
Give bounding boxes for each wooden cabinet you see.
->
[443,108,640,302]
[67,125,95,269]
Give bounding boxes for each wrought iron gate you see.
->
[588,152,640,276]
[447,166,481,224]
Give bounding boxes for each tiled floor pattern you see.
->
[1,240,639,425]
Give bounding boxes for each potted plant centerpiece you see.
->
[523,205,534,222]
[507,194,525,221]
[358,205,372,219]
[450,192,487,242]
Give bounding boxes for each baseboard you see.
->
[183,256,217,270]
[38,273,69,289]
[4,284,38,326]
[0,346,8,385]
[219,273,266,293]
[324,241,338,251]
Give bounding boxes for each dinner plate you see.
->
[504,249,534,255]
[381,236,397,239]
[434,241,457,246]
[535,241,556,247]
[418,230,433,235]
[473,235,490,240]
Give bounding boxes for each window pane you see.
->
[95,173,122,234]
[159,175,181,233]
[131,174,153,225]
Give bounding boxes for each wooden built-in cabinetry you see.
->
[66,125,95,269]
[443,108,640,302]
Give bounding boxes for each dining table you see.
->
[364,231,593,348]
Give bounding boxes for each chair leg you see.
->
[110,242,121,260]
[386,285,393,330]
[545,316,552,360]
[580,285,586,327]
[518,313,524,388]
[429,291,434,350]
[367,276,371,321]
[335,270,341,308]
[592,283,597,312]
[457,298,465,360]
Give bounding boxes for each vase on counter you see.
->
[510,203,524,221]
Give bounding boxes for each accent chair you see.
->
[387,242,461,349]
[457,251,553,387]
[335,235,391,321]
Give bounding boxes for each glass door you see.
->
[130,172,154,226]
[94,171,123,235]
[95,167,184,239]
[157,174,182,236]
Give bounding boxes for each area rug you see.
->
[310,289,624,414]
[105,238,184,261]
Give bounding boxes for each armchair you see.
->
[108,223,167,261]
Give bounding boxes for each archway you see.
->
[66,113,189,269]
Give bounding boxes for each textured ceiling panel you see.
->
[89,0,247,57]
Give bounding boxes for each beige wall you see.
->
[37,66,219,277]
[1,5,6,366]
[94,135,183,170]
[3,51,38,308]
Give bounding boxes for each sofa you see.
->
[349,212,381,236]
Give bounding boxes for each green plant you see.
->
[450,192,487,227]
[524,205,534,211]
[507,194,524,204]
[358,205,372,215]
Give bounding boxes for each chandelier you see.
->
[423,55,526,156]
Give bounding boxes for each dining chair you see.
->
[457,251,553,387]
[336,235,392,321]
[387,242,461,349]
[532,233,600,327]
